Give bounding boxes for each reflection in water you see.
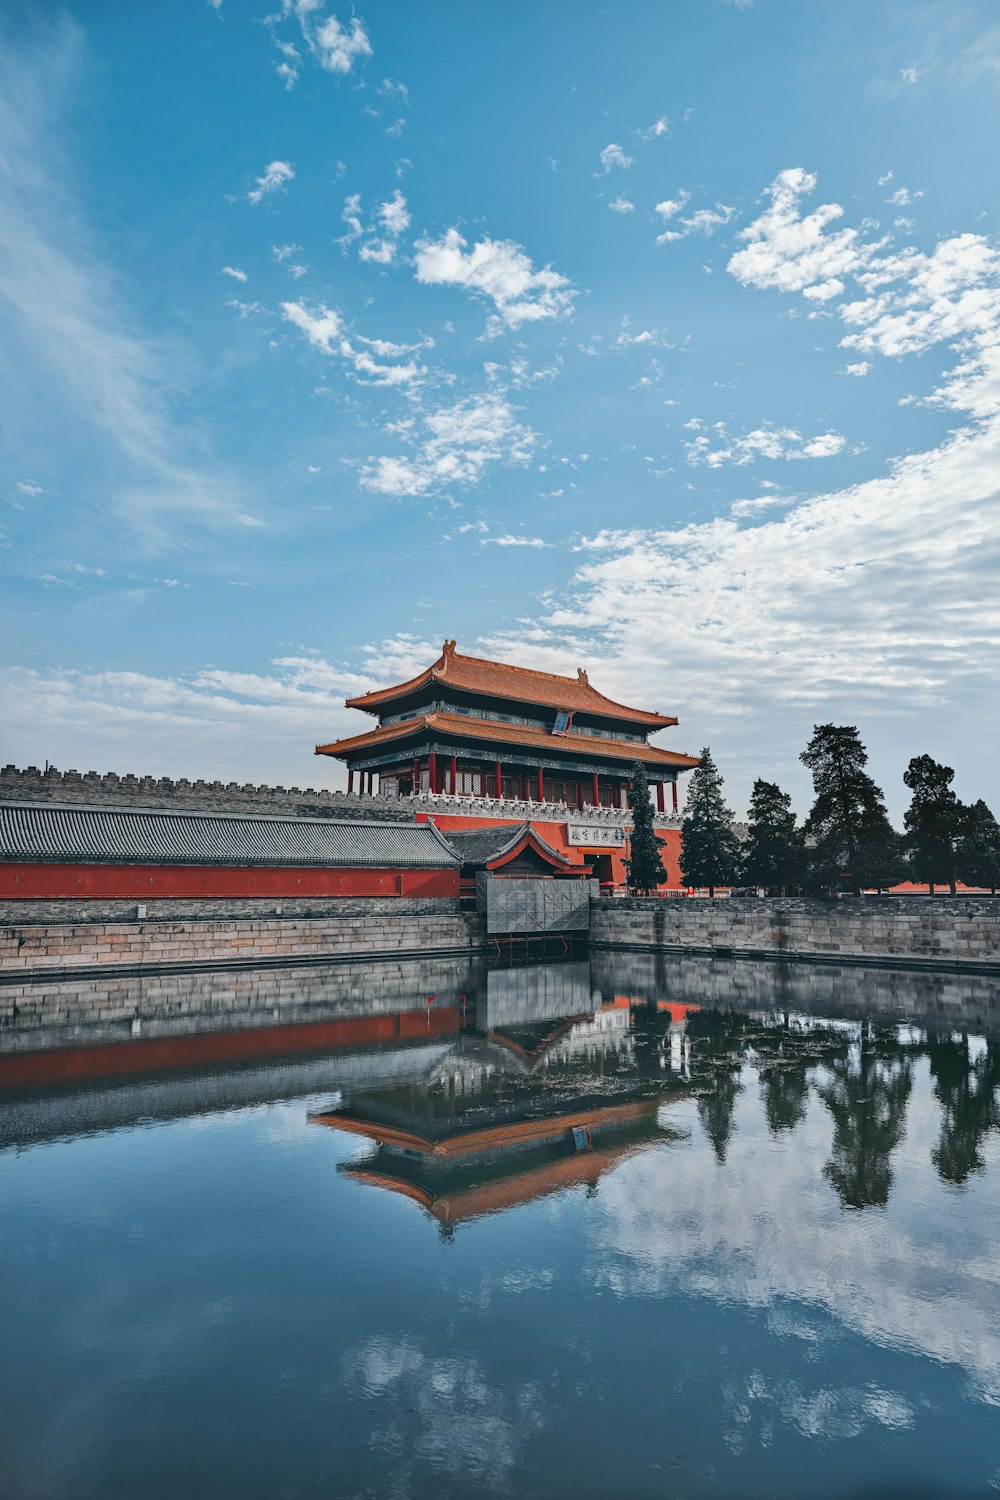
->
[2,951,1000,1498]
[818,1036,913,1210]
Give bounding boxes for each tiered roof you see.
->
[345,640,676,728]
[318,711,697,768]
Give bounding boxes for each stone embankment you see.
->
[591,896,1000,974]
[0,899,486,985]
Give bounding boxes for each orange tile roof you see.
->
[316,711,699,769]
[345,641,676,728]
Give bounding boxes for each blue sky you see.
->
[2,0,998,817]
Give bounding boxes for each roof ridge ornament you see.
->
[577,667,589,685]
[441,638,457,663]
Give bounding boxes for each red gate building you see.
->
[316,641,699,891]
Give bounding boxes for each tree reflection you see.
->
[928,1036,1000,1185]
[759,1060,811,1136]
[818,1033,913,1209]
[688,1010,749,1163]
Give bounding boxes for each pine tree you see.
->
[957,799,1000,895]
[800,724,902,893]
[903,754,964,895]
[742,779,805,893]
[625,761,666,894]
[680,747,741,897]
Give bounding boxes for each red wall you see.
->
[416,812,683,891]
[0,1004,462,1092]
[0,863,459,900]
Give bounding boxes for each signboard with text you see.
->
[565,823,626,848]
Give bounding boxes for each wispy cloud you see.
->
[280,300,428,386]
[247,159,294,204]
[597,143,634,174]
[360,395,534,496]
[268,3,372,86]
[414,228,576,333]
[0,19,244,535]
[655,193,736,244]
[685,422,847,467]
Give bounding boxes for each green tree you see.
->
[742,779,805,892]
[957,800,1000,895]
[680,747,742,897]
[800,724,902,893]
[903,754,964,895]
[625,761,666,894]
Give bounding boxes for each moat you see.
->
[2,953,998,1499]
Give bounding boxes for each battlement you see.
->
[0,765,684,830]
[0,765,414,823]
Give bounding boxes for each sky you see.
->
[1,0,998,819]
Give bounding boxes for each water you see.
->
[1,952,998,1500]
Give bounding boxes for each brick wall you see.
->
[591,896,1000,970]
[0,901,486,984]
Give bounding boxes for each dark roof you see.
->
[344,640,677,727]
[318,711,699,769]
[443,821,580,872]
[0,802,458,869]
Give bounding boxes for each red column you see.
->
[495,761,502,798]
[348,768,354,794]
[413,758,420,794]
[450,755,458,795]
[429,752,438,794]
[657,780,665,813]
[592,773,600,805]
[672,781,679,814]
[576,782,583,810]
[537,767,545,802]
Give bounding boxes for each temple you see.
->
[316,641,699,891]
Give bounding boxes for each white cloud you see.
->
[597,142,633,173]
[638,116,670,141]
[839,361,871,377]
[221,265,247,282]
[339,190,410,265]
[900,66,920,84]
[360,395,534,497]
[280,300,426,386]
[609,196,635,214]
[686,423,847,467]
[414,228,575,332]
[887,186,923,207]
[272,3,372,81]
[0,24,245,534]
[13,480,46,499]
[481,534,548,547]
[654,192,734,244]
[727,167,869,296]
[728,168,1000,417]
[247,159,294,204]
[0,655,376,788]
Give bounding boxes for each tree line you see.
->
[625,725,1000,895]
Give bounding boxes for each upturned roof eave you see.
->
[344,650,677,728]
[316,715,699,769]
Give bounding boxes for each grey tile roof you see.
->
[443,821,578,871]
[0,802,458,869]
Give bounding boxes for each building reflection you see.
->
[2,952,999,1215]
[310,963,694,1231]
